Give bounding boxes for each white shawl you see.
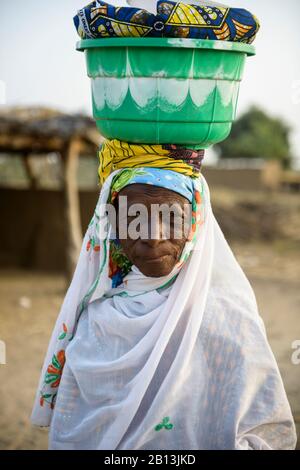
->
[31,172,297,450]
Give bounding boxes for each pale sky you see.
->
[1,0,300,165]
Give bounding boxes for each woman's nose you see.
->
[141,217,166,245]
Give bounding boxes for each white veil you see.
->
[31,173,297,449]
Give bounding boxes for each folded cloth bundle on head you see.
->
[74,0,260,43]
[98,139,205,185]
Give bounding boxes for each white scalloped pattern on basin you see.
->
[91,76,240,113]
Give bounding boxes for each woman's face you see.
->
[115,184,191,277]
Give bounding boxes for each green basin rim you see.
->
[95,118,234,123]
[76,37,255,56]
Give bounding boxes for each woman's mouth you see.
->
[143,254,171,263]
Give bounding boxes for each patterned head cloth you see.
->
[74,0,260,44]
[98,138,205,185]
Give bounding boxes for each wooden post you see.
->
[61,138,83,282]
[23,153,38,189]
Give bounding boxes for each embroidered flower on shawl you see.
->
[40,349,66,409]
[86,236,100,252]
[39,323,73,408]
[58,323,68,340]
[45,350,66,389]
[154,416,174,431]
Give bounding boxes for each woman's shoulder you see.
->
[202,286,268,354]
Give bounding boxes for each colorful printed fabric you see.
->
[74,0,260,44]
[109,167,195,203]
[98,138,205,185]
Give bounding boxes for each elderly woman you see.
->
[31,140,297,450]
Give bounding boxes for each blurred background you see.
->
[0,0,299,450]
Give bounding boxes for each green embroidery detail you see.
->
[40,391,57,409]
[58,323,72,341]
[154,416,174,431]
[78,239,108,317]
[157,275,177,292]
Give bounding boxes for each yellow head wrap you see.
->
[98,139,205,185]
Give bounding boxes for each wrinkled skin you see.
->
[115,184,191,277]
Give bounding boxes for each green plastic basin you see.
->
[77,37,255,147]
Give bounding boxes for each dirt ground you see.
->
[0,241,299,450]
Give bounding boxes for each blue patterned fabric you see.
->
[110,167,195,203]
[74,0,260,44]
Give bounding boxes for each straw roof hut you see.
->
[0,106,104,280]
